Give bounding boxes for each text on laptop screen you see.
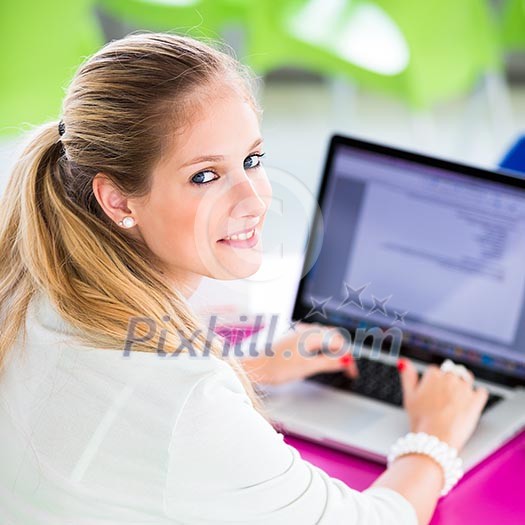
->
[302,143,525,380]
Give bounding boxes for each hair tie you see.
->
[58,120,66,136]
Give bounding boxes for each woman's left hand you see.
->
[241,322,358,386]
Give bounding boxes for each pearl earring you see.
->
[118,216,136,228]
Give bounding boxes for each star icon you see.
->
[287,318,302,332]
[304,296,331,320]
[336,282,369,310]
[367,295,392,317]
[392,310,408,324]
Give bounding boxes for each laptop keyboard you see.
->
[307,358,503,414]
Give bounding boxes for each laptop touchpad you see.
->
[262,380,386,435]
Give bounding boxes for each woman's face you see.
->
[128,87,272,293]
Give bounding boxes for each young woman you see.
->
[0,32,488,524]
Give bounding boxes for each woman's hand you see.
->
[399,358,489,451]
[241,322,358,386]
[373,359,489,524]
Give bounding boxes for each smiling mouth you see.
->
[220,228,256,242]
[217,228,259,248]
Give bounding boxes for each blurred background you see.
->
[1,1,524,311]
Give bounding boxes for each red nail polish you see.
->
[339,354,353,366]
[397,359,406,372]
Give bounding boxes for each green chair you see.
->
[0,0,104,137]
[500,0,525,51]
[243,0,503,109]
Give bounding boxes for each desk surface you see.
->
[284,430,525,525]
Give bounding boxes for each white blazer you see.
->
[0,291,417,524]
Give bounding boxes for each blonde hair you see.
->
[0,32,270,419]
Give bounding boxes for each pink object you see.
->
[283,430,525,525]
[215,323,266,345]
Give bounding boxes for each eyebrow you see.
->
[181,137,264,168]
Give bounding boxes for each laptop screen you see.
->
[293,135,525,385]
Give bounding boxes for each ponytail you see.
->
[0,122,63,359]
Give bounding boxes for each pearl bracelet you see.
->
[387,432,464,497]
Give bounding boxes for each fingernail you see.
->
[397,359,406,372]
[339,354,353,366]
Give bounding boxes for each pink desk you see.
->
[284,431,525,525]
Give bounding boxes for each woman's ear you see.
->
[92,172,135,225]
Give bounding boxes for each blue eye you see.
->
[191,171,217,185]
[190,152,266,187]
[244,152,266,170]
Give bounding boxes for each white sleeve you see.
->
[163,359,418,525]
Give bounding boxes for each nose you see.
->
[229,175,268,220]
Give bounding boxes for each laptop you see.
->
[259,134,525,472]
